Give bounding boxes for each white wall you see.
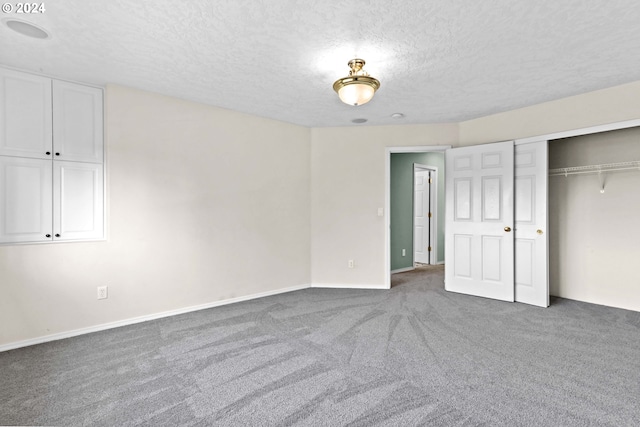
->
[310,125,458,287]
[0,84,311,347]
[548,128,640,311]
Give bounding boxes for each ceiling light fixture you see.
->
[3,19,50,39]
[333,58,380,106]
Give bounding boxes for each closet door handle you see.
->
[537,229,543,235]
[55,234,60,238]
[46,152,51,155]
[45,234,51,238]
[55,153,60,156]
[504,226,512,232]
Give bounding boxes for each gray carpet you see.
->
[2,265,640,426]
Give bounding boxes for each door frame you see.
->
[413,163,438,265]
[513,119,640,145]
[385,145,450,288]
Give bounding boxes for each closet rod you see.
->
[548,161,640,177]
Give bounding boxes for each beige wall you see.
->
[310,125,458,287]
[548,128,640,311]
[0,85,311,346]
[459,81,640,145]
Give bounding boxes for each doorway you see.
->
[386,146,449,286]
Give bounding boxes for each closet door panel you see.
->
[514,141,549,307]
[53,80,103,163]
[53,161,103,241]
[0,68,52,159]
[445,141,515,302]
[0,156,53,243]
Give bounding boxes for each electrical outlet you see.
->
[97,286,108,300]
[348,259,354,269]
[402,249,406,257]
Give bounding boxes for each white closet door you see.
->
[0,157,53,243]
[514,141,549,307]
[53,80,104,163]
[445,141,515,301]
[53,161,103,241]
[0,68,52,159]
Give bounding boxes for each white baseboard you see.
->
[0,284,310,353]
[391,267,415,274]
[311,283,390,290]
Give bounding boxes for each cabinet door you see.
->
[0,68,53,159]
[53,81,103,163]
[0,156,53,243]
[53,161,103,241]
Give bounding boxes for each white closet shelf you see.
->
[549,161,640,177]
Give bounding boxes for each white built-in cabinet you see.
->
[0,156,52,243]
[0,68,104,243]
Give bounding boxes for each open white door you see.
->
[445,141,515,301]
[514,141,549,307]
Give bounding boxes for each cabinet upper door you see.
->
[53,80,104,163]
[0,68,53,159]
[0,156,53,243]
[53,161,103,241]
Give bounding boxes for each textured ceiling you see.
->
[2,1,640,127]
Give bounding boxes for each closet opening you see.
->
[547,126,640,311]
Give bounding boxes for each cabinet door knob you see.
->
[55,153,60,156]
[45,234,51,238]
[55,234,60,237]
[46,152,51,155]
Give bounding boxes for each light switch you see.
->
[377,207,384,217]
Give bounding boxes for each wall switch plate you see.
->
[402,249,406,257]
[97,286,108,300]
[348,260,354,268]
[377,207,384,217]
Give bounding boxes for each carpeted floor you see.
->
[1,265,640,426]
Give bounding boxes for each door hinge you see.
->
[428,178,432,184]
[428,246,432,252]
[428,212,432,218]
